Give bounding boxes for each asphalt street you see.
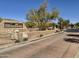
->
[0,32,79,58]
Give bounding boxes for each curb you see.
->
[0,32,63,53]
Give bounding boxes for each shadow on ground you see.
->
[64,38,79,43]
[67,34,79,37]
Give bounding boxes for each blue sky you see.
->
[0,0,79,23]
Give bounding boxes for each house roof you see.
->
[0,18,23,23]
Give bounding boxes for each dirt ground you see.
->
[28,30,56,39]
[0,30,56,45]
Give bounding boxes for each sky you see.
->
[0,0,79,23]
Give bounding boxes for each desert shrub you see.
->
[15,40,20,43]
[40,34,43,37]
[23,38,28,41]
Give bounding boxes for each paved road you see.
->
[0,32,79,58]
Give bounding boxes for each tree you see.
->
[45,22,56,29]
[25,22,36,28]
[75,22,79,28]
[58,17,70,30]
[26,0,59,30]
[0,18,3,22]
[27,9,38,22]
[50,8,59,20]
[63,20,70,28]
[58,17,64,29]
[70,23,74,29]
